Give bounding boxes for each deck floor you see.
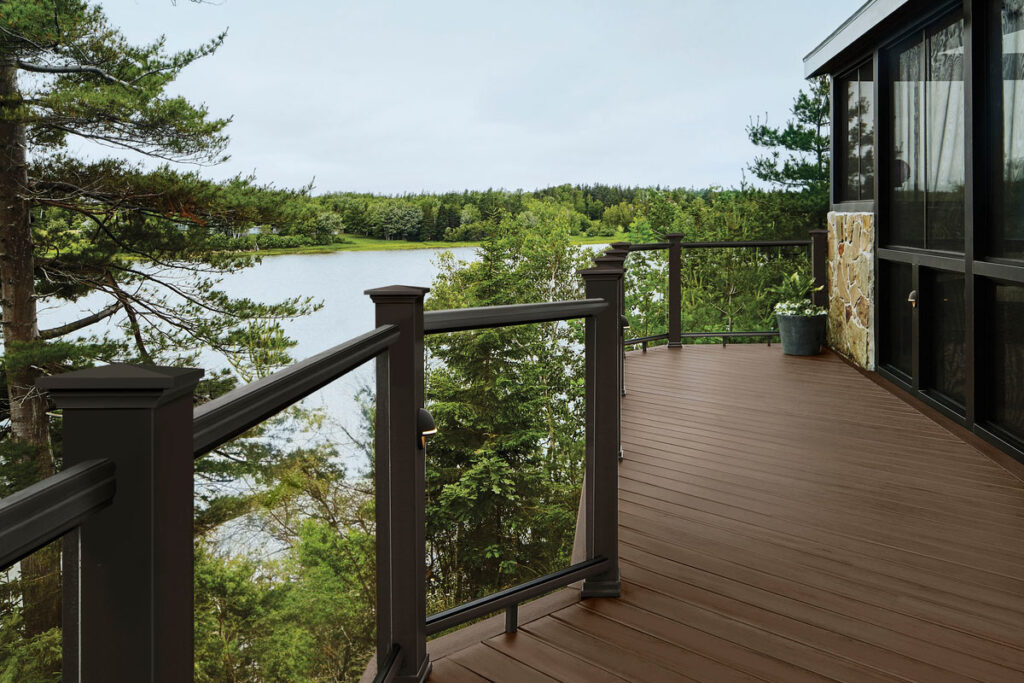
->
[426,345,1024,682]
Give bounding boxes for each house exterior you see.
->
[805,0,1024,466]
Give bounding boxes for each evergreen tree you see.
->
[746,76,831,223]
[423,210,590,606]
[0,0,314,645]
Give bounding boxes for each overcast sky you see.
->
[89,1,864,195]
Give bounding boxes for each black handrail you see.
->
[628,239,812,251]
[193,324,400,457]
[619,235,826,348]
[0,459,116,570]
[424,299,607,334]
[425,556,609,636]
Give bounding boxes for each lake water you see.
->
[38,247,480,473]
[39,244,606,472]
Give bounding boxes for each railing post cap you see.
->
[579,266,624,279]
[609,241,631,249]
[37,363,203,408]
[365,285,430,302]
[592,255,625,268]
[809,229,828,235]
[666,233,684,240]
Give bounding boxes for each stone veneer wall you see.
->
[827,212,875,370]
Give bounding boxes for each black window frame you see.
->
[843,0,1024,467]
[834,60,877,205]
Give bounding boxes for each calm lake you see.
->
[39,247,479,472]
[41,245,609,473]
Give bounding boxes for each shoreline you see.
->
[236,233,628,256]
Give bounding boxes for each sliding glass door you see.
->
[878,1,1024,460]
[880,11,968,411]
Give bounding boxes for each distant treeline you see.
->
[284,183,826,244]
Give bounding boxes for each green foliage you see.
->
[0,611,60,683]
[423,211,591,608]
[747,77,831,193]
[193,435,378,681]
[206,232,350,251]
[0,0,327,669]
[768,270,822,304]
[623,189,816,341]
[1,1,229,161]
[746,77,830,230]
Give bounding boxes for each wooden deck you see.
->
[425,345,1024,682]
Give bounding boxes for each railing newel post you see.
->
[579,264,622,599]
[666,234,683,347]
[604,244,631,398]
[593,250,628,400]
[37,364,202,683]
[366,285,430,683]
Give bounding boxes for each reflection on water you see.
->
[38,247,479,472]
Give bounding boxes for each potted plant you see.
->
[771,272,826,356]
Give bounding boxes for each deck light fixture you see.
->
[418,408,437,449]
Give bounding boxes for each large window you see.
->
[989,282,1024,443]
[923,269,966,407]
[996,0,1024,259]
[837,63,875,202]
[888,14,965,252]
[868,2,1024,464]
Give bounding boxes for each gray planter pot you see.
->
[776,313,827,356]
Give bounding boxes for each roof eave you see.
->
[803,0,911,78]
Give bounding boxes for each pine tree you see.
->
[746,76,831,220]
[0,0,313,641]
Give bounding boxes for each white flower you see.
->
[774,299,826,316]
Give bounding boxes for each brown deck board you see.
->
[484,630,627,683]
[427,346,1024,682]
[448,644,558,683]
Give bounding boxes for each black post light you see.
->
[417,408,436,449]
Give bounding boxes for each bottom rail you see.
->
[373,645,403,683]
[425,556,609,636]
[625,331,780,350]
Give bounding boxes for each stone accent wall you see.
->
[827,212,875,370]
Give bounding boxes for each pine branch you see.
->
[16,59,135,89]
[37,301,120,340]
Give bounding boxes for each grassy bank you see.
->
[250,232,629,255]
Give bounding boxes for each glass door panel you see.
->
[880,261,914,378]
[991,282,1024,442]
[925,18,966,252]
[922,269,966,407]
[997,1,1024,259]
[890,37,926,248]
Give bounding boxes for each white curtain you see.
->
[892,46,923,195]
[926,20,965,197]
[1005,3,1024,240]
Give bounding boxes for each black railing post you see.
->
[37,364,202,683]
[595,250,628,445]
[810,228,828,308]
[579,266,622,598]
[606,243,631,398]
[666,233,683,347]
[366,285,430,683]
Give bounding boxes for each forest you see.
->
[207,180,826,251]
[0,2,829,681]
